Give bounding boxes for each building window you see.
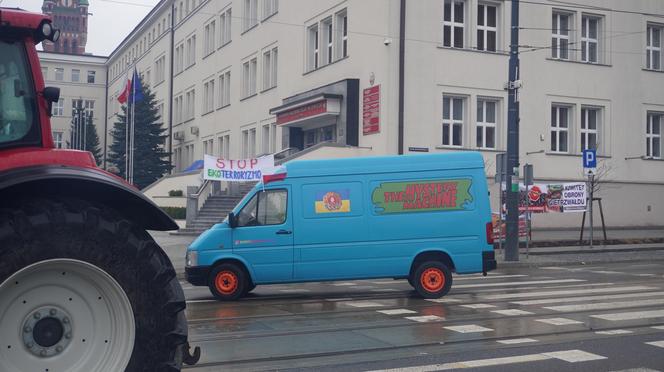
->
[218,134,230,158]
[203,138,214,156]
[552,12,571,59]
[218,70,231,107]
[220,8,232,46]
[71,69,80,82]
[52,98,64,116]
[443,0,465,48]
[175,43,184,73]
[185,89,196,121]
[155,56,166,84]
[261,123,277,154]
[243,0,258,31]
[646,24,662,71]
[262,0,278,19]
[87,70,96,83]
[580,107,600,152]
[442,96,464,147]
[204,20,216,56]
[203,79,215,114]
[646,112,662,159]
[477,4,497,52]
[243,57,257,97]
[262,47,278,90]
[581,15,599,63]
[52,132,64,149]
[307,24,319,71]
[174,95,183,124]
[186,34,196,68]
[322,17,333,65]
[336,10,348,59]
[476,99,497,149]
[550,105,570,153]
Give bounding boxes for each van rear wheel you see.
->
[208,264,246,301]
[412,261,452,298]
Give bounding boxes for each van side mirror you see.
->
[43,87,60,117]
[228,212,237,228]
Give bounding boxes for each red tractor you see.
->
[0,8,199,371]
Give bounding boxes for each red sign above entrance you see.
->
[276,100,328,125]
[363,85,380,135]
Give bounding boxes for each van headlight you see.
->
[186,250,198,267]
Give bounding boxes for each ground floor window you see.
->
[303,125,336,148]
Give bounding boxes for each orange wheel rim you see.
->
[420,268,445,292]
[215,271,238,295]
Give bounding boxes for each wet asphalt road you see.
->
[180,261,664,371]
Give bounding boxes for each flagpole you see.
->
[130,73,136,185]
[124,63,130,181]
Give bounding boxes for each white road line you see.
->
[544,298,664,312]
[332,282,357,286]
[512,291,664,306]
[645,341,664,348]
[461,303,497,309]
[492,309,534,316]
[473,282,615,295]
[589,270,626,275]
[405,315,444,322]
[484,285,656,300]
[365,349,605,372]
[536,318,584,326]
[595,329,634,335]
[444,324,494,333]
[279,289,311,293]
[454,279,584,289]
[377,309,417,315]
[454,274,529,281]
[371,288,399,292]
[186,299,217,304]
[541,350,607,362]
[635,274,657,277]
[609,368,661,372]
[344,301,385,308]
[371,281,401,285]
[425,298,461,303]
[652,325,664,330]
[592,310,664,321]
[496,338,538,344]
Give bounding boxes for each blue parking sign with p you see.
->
[583,149,597,168]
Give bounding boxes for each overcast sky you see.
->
[1,0,159,56]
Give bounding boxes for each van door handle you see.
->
[276,229,292,235]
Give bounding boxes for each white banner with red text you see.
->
[203,154,275,182]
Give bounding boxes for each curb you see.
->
[521,246,664,256]
[497,257,664,268]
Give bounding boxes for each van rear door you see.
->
[232,186,293,282]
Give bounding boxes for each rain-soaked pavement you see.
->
[181,261,664,371]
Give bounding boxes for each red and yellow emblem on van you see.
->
[315,190,351,213]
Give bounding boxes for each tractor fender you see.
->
[0,165,178,231]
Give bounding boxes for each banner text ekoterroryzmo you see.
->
[203,154,275,182]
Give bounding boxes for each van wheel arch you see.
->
[409,251,456,278]
[209,259,254,287]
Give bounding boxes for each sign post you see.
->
[582,149,597,248]
[495,153,507,252]
[523,164,533,256]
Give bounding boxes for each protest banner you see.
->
[203,154,275,182]
[501,182,587,213]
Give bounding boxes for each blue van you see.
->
[185,152,496,300]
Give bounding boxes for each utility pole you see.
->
[505,0,521,261]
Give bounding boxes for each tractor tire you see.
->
[208,263,247,301]
[411,261,453,299]
[0,197,188,372]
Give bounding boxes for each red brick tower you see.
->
[42,0,89,54]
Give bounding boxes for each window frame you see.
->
[242,57,258,98]
[243,0,258,32]
[442,95,465,147]
[442,0,466,49]
[237,188,288,227]
[476,98,498,149]
[477,3,498,52]
[646,24,662,71]
[550,105,571,153]
[581,14,600,63]
[580,106,600,153]
[646,112,662,159]
[552,11,572,60]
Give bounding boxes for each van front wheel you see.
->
[412,261,453,298]
[208,264,246,301]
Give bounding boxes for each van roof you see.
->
[284,152,485,178]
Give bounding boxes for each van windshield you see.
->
[0,40,38,147]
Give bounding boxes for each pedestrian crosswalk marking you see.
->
[541,350,607,362]
[645,341,664,348]
[344,301,385,308]
[652,325,664,330]
[544,298,664,312]
[492,309,534,316]
[536,318,584,326]
[589,270,625,275]
[332,282,357,286]
[371,288,399,292]
[425,298,461,303]
[405,315,444,323]
[461,303,496,309]
[591,309,664,321]
[444,324,494,333]
[377,309,417,315]
[473,282,614,295]
[454,279,584,289]
[454,274,529,281]
[484,285,655,300]
[496,338,538,344]
[365,349,606,371]
[595,329,633,335]
[512,290,664,306]
[279,289,311,293]
[609,368,661,372]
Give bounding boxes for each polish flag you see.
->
[117,78,131,104]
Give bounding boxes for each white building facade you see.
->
[101,0,663,228]
[39,51,107,161]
